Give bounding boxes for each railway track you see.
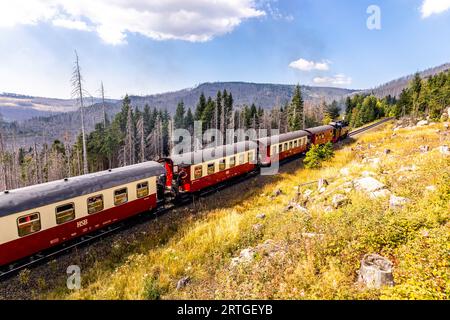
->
[0,117,393,281]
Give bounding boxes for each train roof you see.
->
[170,141,258,166]
[0,161,165,217]
[257,130,309,146]
[303,125,334,134]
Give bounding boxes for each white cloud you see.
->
[0,0,265,45]
[289,58,330,71]
[52,18,91,31]
[313,74,352,86]
[421,0,450,18]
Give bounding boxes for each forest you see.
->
[0,69,449,192]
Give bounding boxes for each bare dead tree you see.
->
[125,106,135,165]
[100,81,107,128]
[137,116,145,163]
[71,50,89,175]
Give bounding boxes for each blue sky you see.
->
[0,0,449,99]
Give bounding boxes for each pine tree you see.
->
[174,101,186,129]
[195,93,207,121]
[288,84,304,131]
[185,108,194,134]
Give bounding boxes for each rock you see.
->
[301,233,325,240]
[340,167,350,176]
[383,149,391,155]
[176,276,190,290]
[361,171,375,177]
[419,145,430,153]
[323,206,333,213]
[444,123,449,130]
[318,187,326,194]
[389,195,411,209]
[230,248,255,267]
[253,223,263,232]
[425,185,437,192]
[398,165,418,173]
[354,177,386,193]
[358,254,394,289]
[285,201,309,213]
[370,189,392,199]
[420,229,429,237]
[438,145,449,155]
[230,240,285,268]
[332,194,349,208]
[303,189,313,199]
[416,120,429,127]
[256,213,266,219]
[273,189,283,197]
[317,178,328,191]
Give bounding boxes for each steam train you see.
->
[0,121,349,266]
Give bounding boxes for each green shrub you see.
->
[303,142,335,169]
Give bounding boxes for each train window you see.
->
[207,163,215,175]
[289,141,293,149]
[17,213,41,237]
[229,156,236,168]
[87,195,104,214]
[55,203,75,225]
[239,153,245,164]
[294,140,298,148]
[249,151,255,163]
[218,159,226,171]
[279,145,282,153]
[194,165,203,179]
[284,143,288,150]
[114,188,128,206]
[137,182,149,198]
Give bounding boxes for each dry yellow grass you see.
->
[43,121,449,300]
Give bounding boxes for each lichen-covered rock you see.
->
[176,276,190,290]
[416,120,429,127]
[389,195,411,209]
[332,194,349,208]
[354,177,385,193]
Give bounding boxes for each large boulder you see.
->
[354,177,391,199]
[416,120,429,127]
[354,177,385,193]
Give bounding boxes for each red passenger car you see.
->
[161,141,258,197]
[0,162,165,266]
[304,125,335,145]
[257,130,310,166]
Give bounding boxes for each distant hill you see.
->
[360,63,450,98]
[4,83,355,147]
[126,82,356,114]
[0,93,116,122]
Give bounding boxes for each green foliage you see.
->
[288,84,304,131]
[303,142,334,168]
[143,276,164,300]
[173,101,185,129]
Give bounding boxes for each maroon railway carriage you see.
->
[303,125,335,145]
[257,130,310,166]
[0,162,165,266]
[160,141,258,197]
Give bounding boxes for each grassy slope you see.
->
[46,122,449,300]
